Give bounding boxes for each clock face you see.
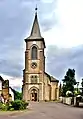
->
[31,62,37,69]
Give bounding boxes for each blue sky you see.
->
[0,0,83,91]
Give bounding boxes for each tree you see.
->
[59,82,62,96]
[14,91,22,100]
[74,88,81,96]
[62,68,76,96]
[81,79,83,96]
[62,84,67,97]
[76,82,79,93]
[12,89,22,100]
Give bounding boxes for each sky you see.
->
[0,0,83,91]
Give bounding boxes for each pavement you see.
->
[0,102,83,119]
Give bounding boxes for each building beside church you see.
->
[0,76,14,102]
[22,8,59,101]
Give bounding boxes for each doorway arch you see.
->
[29,87,39,101]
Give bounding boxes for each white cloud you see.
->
[1,0,83,90]
[42,0,54,3]
[0,74,22,91]
[43,0,83,48]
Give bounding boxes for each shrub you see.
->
[66,91,73,97]
[0,102,2,110]
[9,108,14,111]
[2,104,8,111]
[0,103,8,111]
[0,100,28,111]
[11,100,28,110]
[21,100,28,109]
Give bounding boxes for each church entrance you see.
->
[31,89,38,101]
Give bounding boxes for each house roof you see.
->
[0,76,4,82]
[9,87,14,92]
[44,72,59,82]
[51,76,59,82]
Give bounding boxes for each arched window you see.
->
[31,46,37,60]
[31,76,34,83]
[34,76,37,83]
[31,75,37,83]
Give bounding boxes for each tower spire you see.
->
[27,6,43,40]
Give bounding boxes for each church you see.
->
[22,8,59,102]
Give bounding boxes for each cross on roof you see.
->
[35,5,38,11]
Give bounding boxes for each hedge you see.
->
[0,100,29,111]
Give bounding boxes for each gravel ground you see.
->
[0,102,83,119]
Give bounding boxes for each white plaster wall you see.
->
[0,80,2,90]
[9,88,14,101]
[63,97,72,105]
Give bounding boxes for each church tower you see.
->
[22,8,46,101]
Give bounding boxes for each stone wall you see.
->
[62,97,72,105]
[44,74,50,101]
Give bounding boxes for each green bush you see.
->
[0,103,8,111]
[9,108,14,111]
[0,102,2,110]
[0,100,28,111]
[11,100,28,110]
[1,104,8,111]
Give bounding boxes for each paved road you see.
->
[0,102,83,119]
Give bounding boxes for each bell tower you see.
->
[22,7,46,101]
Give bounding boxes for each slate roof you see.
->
[44,72,59,82]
